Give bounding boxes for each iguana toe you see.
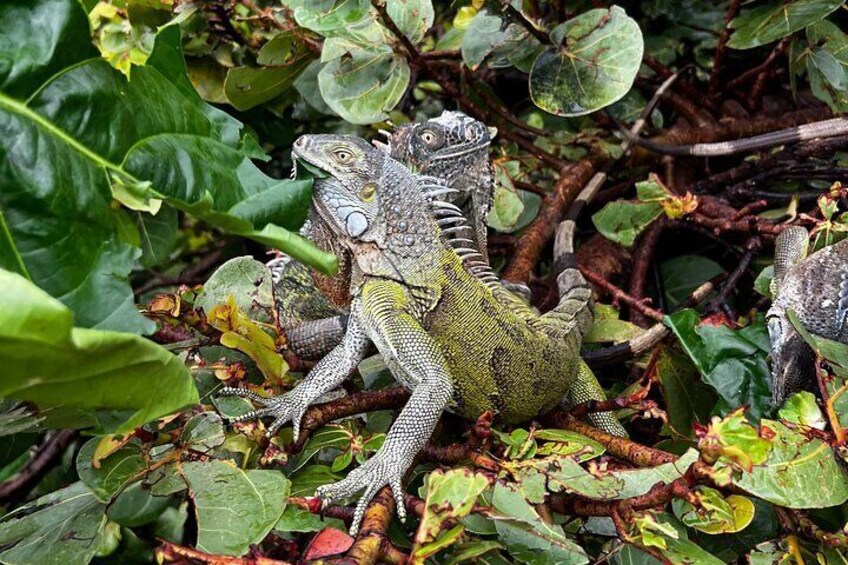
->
[315,453,407,535]
[218,387,307,439]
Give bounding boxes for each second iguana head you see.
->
[385,110,495,202]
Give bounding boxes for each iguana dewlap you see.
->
[767,226,848,404]
[221,134,625,533]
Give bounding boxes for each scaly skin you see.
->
[221,135,625,534]
[768,227,848,404]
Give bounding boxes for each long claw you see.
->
[219,387,267,403]
[350,485,376,535]
[391,479,406,522]
[228,407,275,423]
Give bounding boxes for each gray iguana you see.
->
[220,134,626,533]
[767,226,848,404]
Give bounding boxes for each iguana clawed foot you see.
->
[218,386,310,439]
[316,448,409,535]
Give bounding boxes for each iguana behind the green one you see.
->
[221,134,626,533]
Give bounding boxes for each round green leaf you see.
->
[529,6,643,116]
[318,45,410,124]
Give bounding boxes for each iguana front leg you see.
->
[220,315,369,439]
[316,285,454,534]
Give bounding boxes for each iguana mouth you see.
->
[290,155,330,180]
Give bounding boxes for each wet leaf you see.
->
[778,391,826,429]
[728,0,843,50]
[76,437,146,502]
[303,527,354,560]
[182,459,289,556]
[0,482,109,565]
[412,469,491,559]
[0,269,198,433]
[491,482,589,565]
[666,309,773,421]
[529,6,643,116]
[180,412,226,452]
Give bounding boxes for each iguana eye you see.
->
[333,148,354,164]
[359,183,376,202]
[420,130,439,146]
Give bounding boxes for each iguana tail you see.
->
[537,184,597,340]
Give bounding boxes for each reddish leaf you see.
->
[302,527,354,560]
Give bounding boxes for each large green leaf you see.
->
[491,482,588,565]
[0,482,109,565]
[182,460,289,556]
[0,1,335,334]
[318,43,411,124]
[529,6,643,116]
[666,309,773,421]
[76,437,146,502]
[0,269,198,433]
[727,0,843,50]
[729,420,848,508]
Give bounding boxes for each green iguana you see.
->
[220,134,627,533]
[767,226,848,404]
[273,111,529,360]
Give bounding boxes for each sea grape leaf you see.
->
[318,44,410,124]
[491,482,589,565]
[182,459,289,556]
[778,391,826,429]
[727,0,843,50]
[627,511,725,564]
[671,487,755,535]
[0,482,109,565]
[412,469,491,558]
[592,201,663,247]
[0,269,198,434]
[76,437,146,502]
[529,6,643,116]
[180,412,226,453]
[461,11,510,70]
[727,419,848,508]
[196,256,274,314]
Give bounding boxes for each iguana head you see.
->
[385,111,495,202]
[292,134,443,284]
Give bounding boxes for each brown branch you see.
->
[580,267,665,323]
[156,540,292,564]
[503,156,603,283]
[328,487,405,565]
[421,443,500,472]
[726,38,790,91]
[544,413,677,466]
[500,2,552,45]
[628,219,665,327]
[565,387,656,421]
[290,387,411,452]
[0,429,77,506]
[706,237,761,314]
[707,0,741,101]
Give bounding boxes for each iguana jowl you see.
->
[767,226,848,404]
[221,135,626,533]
